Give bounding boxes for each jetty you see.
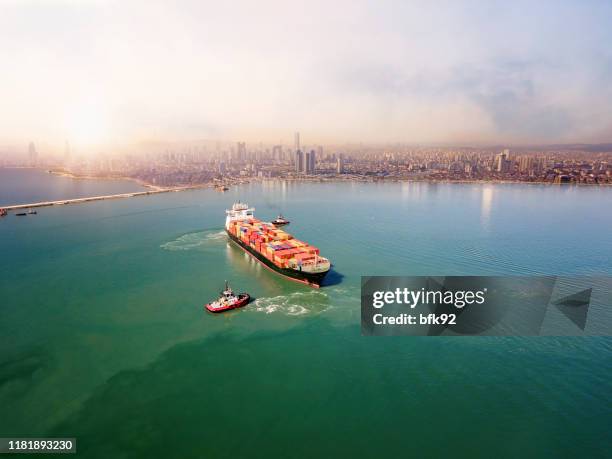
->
[0,186,201,212]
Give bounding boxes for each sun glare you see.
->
[64,105,110,148]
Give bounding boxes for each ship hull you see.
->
[226,231,328,287]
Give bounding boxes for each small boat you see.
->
[27,209,37,215]
[272,214,290,226]
[0,208,7,217]
[205,281,250,313]
[215,185,229,192]
[15,212,27,216]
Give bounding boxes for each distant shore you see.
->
[3,166,610,195]
[47,169,167,191]
[254,175,612,187]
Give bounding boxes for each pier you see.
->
[0,187,200,212]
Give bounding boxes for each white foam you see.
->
[161,230,226,251]
[250,291,328,317]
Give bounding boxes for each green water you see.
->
[1,180,611,458]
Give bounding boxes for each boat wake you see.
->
[250,290,329,316]
[160,229,226,251]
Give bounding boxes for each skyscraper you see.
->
[305,149,315,174]
[237,142,247,161]
[295,150,304,173]
[337,156,344,174]
[518,156,534,173]
[272,145,282,162]
[495,151,509,173]
[294,132,300,153]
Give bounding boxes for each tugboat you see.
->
[0,208,7,217]
[271,214,290,226]
[205,281,250,313]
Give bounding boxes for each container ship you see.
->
[225,202,330,287]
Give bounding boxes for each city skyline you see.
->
[1,0,612,150]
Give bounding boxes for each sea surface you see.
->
[1,173,612,458]
[0,168,146,206]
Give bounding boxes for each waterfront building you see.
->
[305,149,315,174]
[295,150,304,173]
[495,152,510,173]
[518,156,534,173]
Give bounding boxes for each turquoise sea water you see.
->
[1,175,612,458]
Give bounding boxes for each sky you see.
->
[1,0,612,151]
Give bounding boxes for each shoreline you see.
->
[2,169,611,211]
[46,169,168,191]
[252,176,612,187]
[4,167,610,189]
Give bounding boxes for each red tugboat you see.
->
[205,281,251,313]
[0,208,7,217]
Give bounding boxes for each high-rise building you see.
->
[518,156,534,173]
[237,142,247,161]
[337,156,344,174]
[295,150,304,173]
[305,149,315,174]
[495,151,509,173]
[294,132,300,153]
[272,145,282,162]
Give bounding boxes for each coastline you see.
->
[3,166,610,191]
[47,169,167,191]
[252,176,612,187]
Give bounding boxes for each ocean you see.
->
[1,173,611,458]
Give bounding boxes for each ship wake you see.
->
[250,290,329,316]
[160,229,226,251]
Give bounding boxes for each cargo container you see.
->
[225,202,331,287]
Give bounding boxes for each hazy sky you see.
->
[1,0,612,149]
